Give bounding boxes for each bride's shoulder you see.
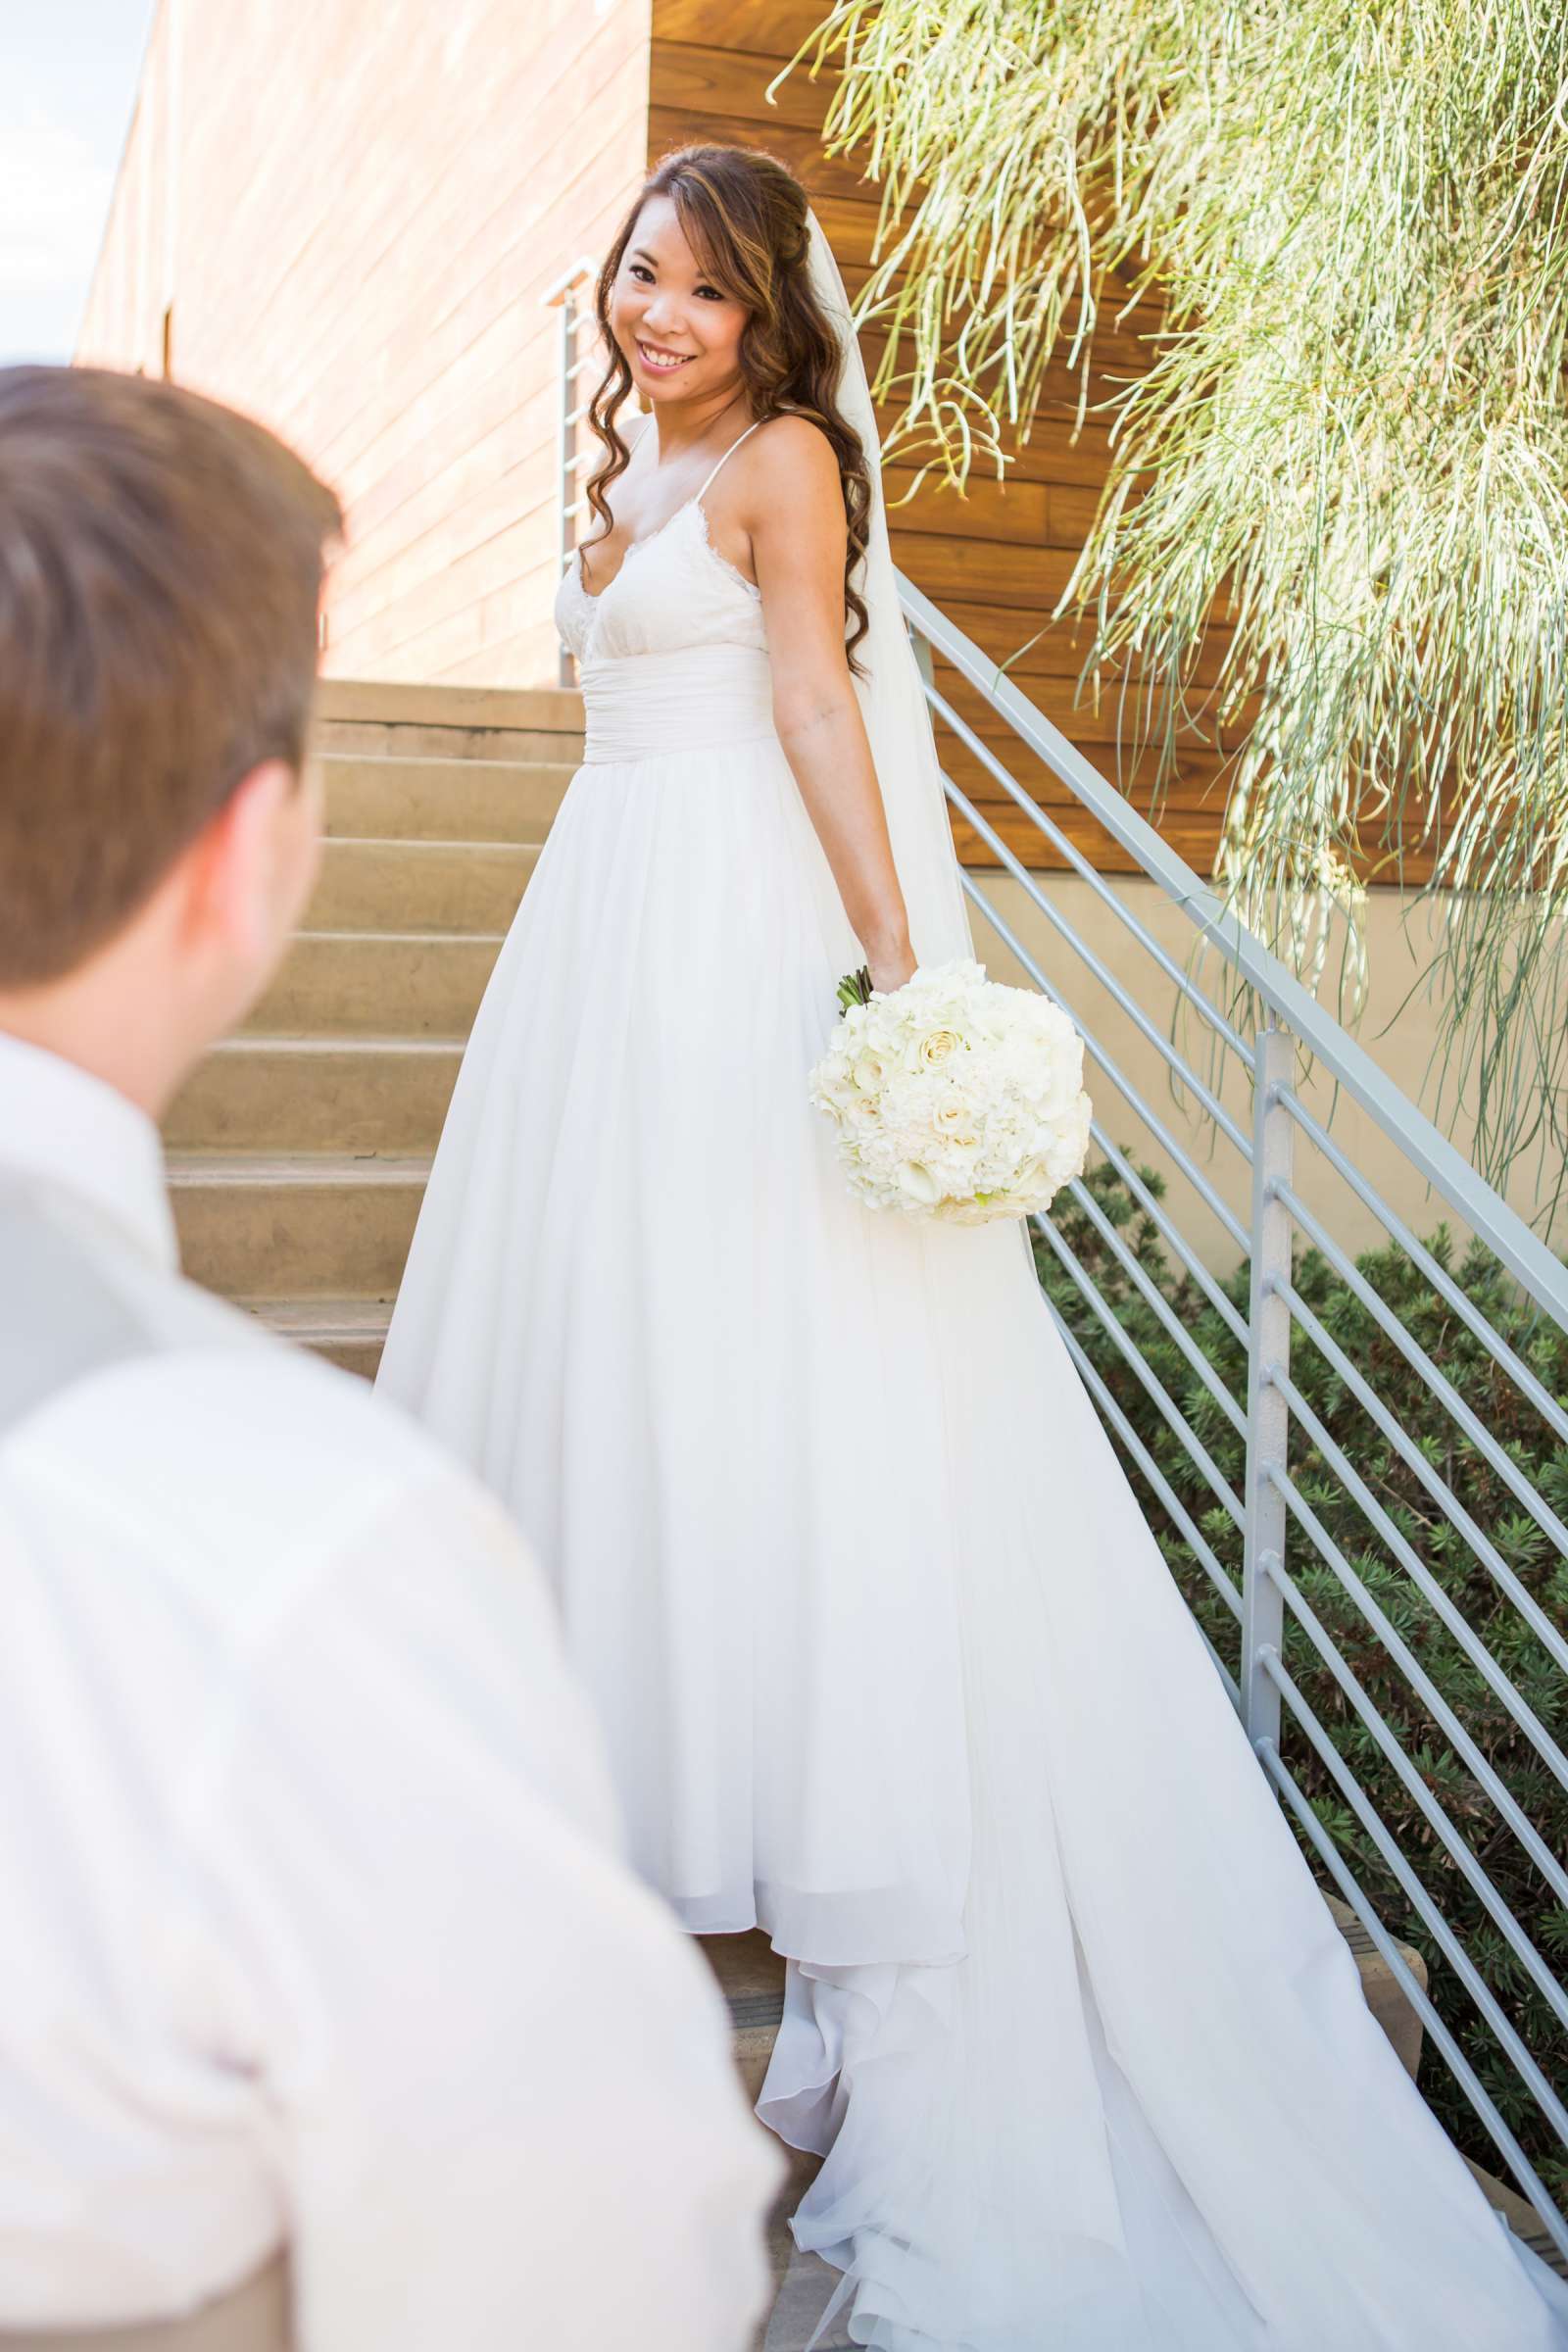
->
[753,410,836,461]
[743,411,843,502]
[738,416,849,568]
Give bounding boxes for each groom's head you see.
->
[0,366,341,1110]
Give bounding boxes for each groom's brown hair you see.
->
[0,366,341,988]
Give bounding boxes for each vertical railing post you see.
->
[543,255,602,687]
[554,281,575,690]
[1242,1020,1294,1745]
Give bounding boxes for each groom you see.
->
[0,365,779,2349]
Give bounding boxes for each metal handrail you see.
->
[541,256,601,688]
[1277,1089,1568,1442]
[946,766,1255,1159]
[1064,1172,1248,1439]
[923,670,1257,1069]
[899,576,1568,2262]
[1258,1578,1568,2044]
[1046,1303,1244,1641]
[901,571,1568,1325]
[1264,1456,1568,1893]
[1259,1729,1568,2235]
[1035,1211,1248,1526]
[1273,1266,1568,1672]
[956,861,1251,1250]
[1275,1177,1568,1553]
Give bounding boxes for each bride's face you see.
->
[610,196,750,405]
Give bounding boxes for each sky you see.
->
[1,2,160,367]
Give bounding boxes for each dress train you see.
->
[377,429,1568,2350]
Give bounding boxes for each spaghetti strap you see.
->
[695,418,764,503]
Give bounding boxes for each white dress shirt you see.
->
[0,1033,780,2344]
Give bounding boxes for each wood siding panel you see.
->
[652,0,834,47]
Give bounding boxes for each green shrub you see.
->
[1033,1155,1568,2211]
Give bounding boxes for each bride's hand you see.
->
[866,944,917,994]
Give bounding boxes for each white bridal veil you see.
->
[803,208,976,972]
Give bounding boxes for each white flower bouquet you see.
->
[808,957,1093,1226]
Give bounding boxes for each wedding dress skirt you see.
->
[376,496,1568,2348]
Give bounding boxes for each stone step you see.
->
[1463,2157,1568,2284]
[1322,1893,1424,2079]
[319,755,575,842]
[316,717,585,764]
[248,1297,389,1380]
[245,931,503,1039]
[704,1932,789,2108]
[170,1152,427,1298]
[315,678,584,735]
[699,1905,1430,2102]
[306,837,538,933]
[311,679,584,770]
[165,1038,460,1155]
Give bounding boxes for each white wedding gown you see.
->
[376,430,1568,2349]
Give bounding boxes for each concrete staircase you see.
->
[165,680,584,1376]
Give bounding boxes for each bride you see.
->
[375,143,1568,2349]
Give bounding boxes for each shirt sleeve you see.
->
[177,1458,783,2351]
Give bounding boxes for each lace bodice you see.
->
[552,422,768,668]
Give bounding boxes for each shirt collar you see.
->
[0,1031,179,1275]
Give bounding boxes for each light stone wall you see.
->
[75,2,175,376]
[967,876,1567,1278]
[78,0,655,690]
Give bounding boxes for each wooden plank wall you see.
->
[650,0,1236,876]
[78,0,657,695]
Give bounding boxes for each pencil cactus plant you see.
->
[778,0,1568,1211]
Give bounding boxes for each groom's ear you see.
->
[172,757,322,971]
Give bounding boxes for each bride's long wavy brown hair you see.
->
[585,144,874,674]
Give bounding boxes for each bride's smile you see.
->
[610,193,749,418]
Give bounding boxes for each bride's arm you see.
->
[744,416,916,992]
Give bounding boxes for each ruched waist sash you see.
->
[580,645,778,764]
